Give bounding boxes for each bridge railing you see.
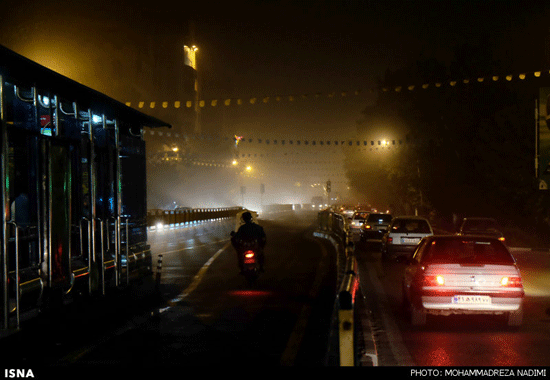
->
[147,207,244,228]
[147,203,314,228]
[316,208,361,366]
[338,254,359,366]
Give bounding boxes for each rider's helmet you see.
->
[242,211,253,222]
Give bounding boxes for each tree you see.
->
[347,50,539,226]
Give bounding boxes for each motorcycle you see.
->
[231,232,262,284]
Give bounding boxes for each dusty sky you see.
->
[1,0,548,207]
[1,0,545,139]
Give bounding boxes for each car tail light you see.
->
[498,237,506,242]
[500,276,522,287]
[387,237,393,244]
[422,275,445,286]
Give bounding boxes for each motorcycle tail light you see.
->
[244,250,256,264]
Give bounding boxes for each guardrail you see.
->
[147,207,244,228]
[147,203,313,228]
[316,208,360,366]
[338,253,359,366]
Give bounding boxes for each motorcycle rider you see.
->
[231,211,266,273]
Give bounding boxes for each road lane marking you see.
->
[163,241,231,308]
[153,238,230,256]
[58,240,231,364]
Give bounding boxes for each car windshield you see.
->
[462,219,499,232]
[367,214,392,223]
[391,219,431,233]
[353,212,369,220]
[423,238,514,265]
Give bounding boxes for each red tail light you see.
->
[422,275,446,287]
[500,276,522,287]
[387,237,393,244]
[244,250,256,264]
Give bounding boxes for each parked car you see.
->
[360,212,393,244]
[401,235,524,327]
[350,211,369,232]
[382,216,433,260]
[458,217,505,242]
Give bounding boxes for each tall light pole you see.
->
[184,44,200,134]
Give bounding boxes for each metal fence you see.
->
[316,208,361,366]
[147,207,244,228]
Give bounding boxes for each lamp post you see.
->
[184,44,200,134]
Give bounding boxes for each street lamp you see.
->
[184,44,200,133]
[183,45,198,69]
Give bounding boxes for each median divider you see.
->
[315,208,368,366]
[338,253,359,366]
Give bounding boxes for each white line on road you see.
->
[161,241,231,310]
[153,238,230,256]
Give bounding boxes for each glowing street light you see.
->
[184,44,200,133]
[183,45,198,69]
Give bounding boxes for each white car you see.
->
[382,216,433,259]
[402,235,524,327]
[341,208,355,219]
[349,211,369,232]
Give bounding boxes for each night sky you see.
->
[2,0,550,208]
[1,0,547,139]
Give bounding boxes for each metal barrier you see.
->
[146,207,244,228]
[338,255,358,366]
[316,208,361,366]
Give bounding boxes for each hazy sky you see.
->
[0,0,546,138]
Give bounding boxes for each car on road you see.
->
[339,206,356,219]
[458,217,505,242]
[360,212,393,245]
[401,235,524,327]
[381,216,433,260]
[350,211,369,232]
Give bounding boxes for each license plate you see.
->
[402,237,420,244]
[452,295,491,304]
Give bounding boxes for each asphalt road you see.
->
[7,211,545,374]
[2,211,339,375]
[354,239,550,367]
